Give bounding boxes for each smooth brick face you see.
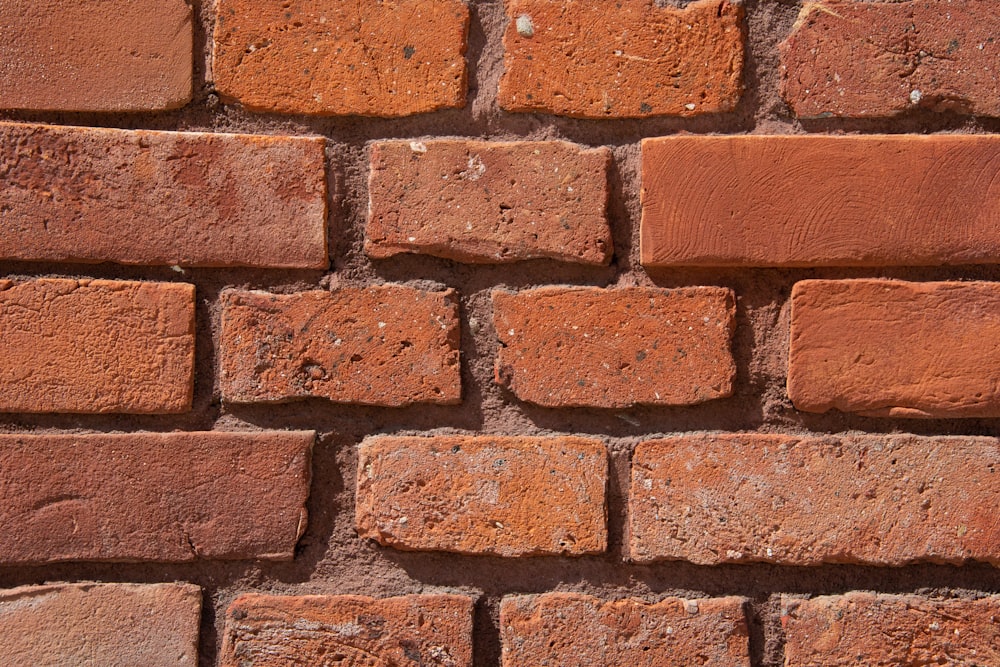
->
[502,594,749,667]
[0,122,327,269]
[493,286,735,408]
[366,140,612,264]
[782,1,1000,118]
[640,135,1000,267]
[499,0,744,118]
[630,434,1000,566]
[0,0,192,111]
[0,583,201,667]
[213,0,469,116]
[220,286,461,406]
[356,436,608,556]
[0,432,312,564]
[221,594,473,667]
[783,593,1000,666]
[789,279,1000,418]
[0,278,194,414]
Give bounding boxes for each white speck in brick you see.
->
[516,14,534,37]
[409,141,427,153]
[378,322,386,328]
[910,89,923,104]
[685,103,696,110]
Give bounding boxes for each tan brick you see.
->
[366,140,612,264]
[356,435,607,557]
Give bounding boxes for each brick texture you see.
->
[0,431,313,564]
[0,278,194,414]
[493,286,735,408]
[366,140,612,264]
[0,122,328,268]
[356,435,607,556]
[640,135,1000,267]
[630,433,1000,566]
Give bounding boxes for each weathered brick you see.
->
[366,140,612,265]
[0,583,201,666]
[0,0,192,111]
[220,286,461,406]
[640,135,1000,267]
[0,431,312,564]
[213,0,469,116]
[789,279,1000,418]
[782,593,1000,666]
[0,278,194,414]
[630,433,1000,566]
[499,0,744,118]
[782,0,1000,118]
[221,594,473,667]
[501,593,750,667]
[493,286,735,408]
[0,122,327,268]
[356,435,607,557]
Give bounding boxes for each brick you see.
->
[0,0,192,112]
[213,0,469,116]
[493,286,735,408]
[356,435,607,557]
[789,279,1000,418]
[0,431,312,564]
[0,278,194,414]
[498,0,744,118]
[221,593,473,667]
[640,135,1000,267]
[0,122,327,269]
[781,0,1000,118]
[630,433,1000,566]
[220,286,461,406]
[366,140,612,265]
[782,593,1000,666]
[0,583,201,666]
[501,593,750,667]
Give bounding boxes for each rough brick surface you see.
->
[501,593,750,667]
[0,583,201,667]
[213,0,469,116]
[0,122,327,268]
[789,279,1000,418]
[782,0,1000,118]
[782,593,1000,666]
[0,0,192,111]
[221,594,473,667]
[493,286,735,408]
[0,278,194,414]
[220,286,461,406]
[499,0,744,118]
[366,140,612,264]
[630,434,1000,566]
[356,435,607,557]
[640,135,1000,267]
[0,431,312,564]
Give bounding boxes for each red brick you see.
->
[0,583,201,666]
[493,286,735,408]
[366,140,612,265]
[356,435,607,557]
[220,286,461,406]
[0,0,192,112]
[0,431,312,564]
[640,135,1000,267]
[501,593,750,667]
[781,0,1000,118]
[630,433,1000,566]
[0,122,327,269]
[221,593,473,667]
[0,278,194,414]
[213,0,469,116]
[499,0,744,118]
[789,279,1000,418]
[782,593,1000,666]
